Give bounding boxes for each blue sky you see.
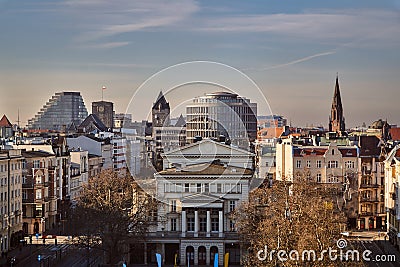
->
[0,0,399,128]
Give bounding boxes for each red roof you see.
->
[338,148,358,157]
[390,128,400,141]
[0,115,12,127]
[257,127,284,140]
[294,148,327,157]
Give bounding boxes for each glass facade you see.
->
[27,92,88,130]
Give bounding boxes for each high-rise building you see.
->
[92,101,114,130]
[27,92,88,131]
[186,92,257,148]
[329,76,346,133]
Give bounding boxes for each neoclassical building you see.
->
[130,139,254,266]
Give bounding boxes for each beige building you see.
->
[276,139,359,228]
[0,149,23,253]
[21,150,57,235]
[276,139,358,183]
[385,144,400,250]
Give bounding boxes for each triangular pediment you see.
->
[181,193,224,203]
[163,139,254,158]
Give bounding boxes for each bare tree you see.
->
[235,177,362,267]
[70,169,156,265]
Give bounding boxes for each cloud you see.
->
[197,9,400,42]
[246,50,336,71]
[80,41,130,49]
[61,0,200,43]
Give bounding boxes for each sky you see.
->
[0,0,399,128]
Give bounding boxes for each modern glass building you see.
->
[27,92,88,131]
[186,92,257,149]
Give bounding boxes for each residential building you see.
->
[67,135,112,170]
[27,92,88,131]
[0,149,23,253]
[357,136,386,230]
[92,101,114,130]
[0,115,13,141]
[257,115,287,128]
[69,150,88,200]
[21,150,56,235]
[186,92,257,149]
[385,144,400,250]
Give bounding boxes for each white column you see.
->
[218,210,223,237]
[182,210,186,237]
[206,210,211,237]
[194,210,199,237]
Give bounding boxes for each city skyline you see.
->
[1,0,400,128]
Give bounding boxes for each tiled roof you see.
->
[390,128,400,141]
[258,127,284,139]
[0,115,12,127]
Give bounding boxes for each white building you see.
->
[131,139,254,266]
[385,144,400,251]
[69,150,88,200]
[67,135,112,170]
[0,149,23,253]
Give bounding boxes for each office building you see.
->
[27,92,88,131]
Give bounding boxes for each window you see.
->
[171,218,177,231]
[199,217,207,232]
[345,161,354,169]
[211,217,219,232]
[33,160,40,169]
[306,172,311,181]
[317,173,322,183]
[216,184,222,193]
[204,184,209,193]
[187,217,195,232]
[184,183,189,192]
[229,200,236,212]
[316,160,322,168]
[332,150,335,155]
[328,161,338,168]
[171,200,177,212]
[35,189,42,200]
[229,220,236,232]
[197,183,201,193]
[296,160,301,168]
[306,160,311,168]
[265,162,269,167]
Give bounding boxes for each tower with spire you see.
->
[152,91,170,127]
[329,75,346,133]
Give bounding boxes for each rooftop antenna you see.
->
[17,108,20,129]
[102,86,106,101]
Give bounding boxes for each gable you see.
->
[164,139,253,157]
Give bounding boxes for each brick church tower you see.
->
[329,75,346,133]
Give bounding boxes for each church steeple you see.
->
[152,91,170,127]
[329,74,346,133]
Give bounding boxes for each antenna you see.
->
[102,86,106,101]
[17,108,20,129]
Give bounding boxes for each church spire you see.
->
[329,74,345,133]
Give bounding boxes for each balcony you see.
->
[360,197,379,203]
[360,211,374,216]
[359,184,379,189]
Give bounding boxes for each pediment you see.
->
[163,139,254,158]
